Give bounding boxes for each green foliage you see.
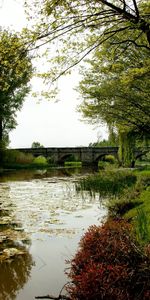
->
[104,154,116,164]
[0,29,33,151]
[136,208,150,245]
[76,170,137,198]
[66,219,150,300]
[32,156,48,165]
[78,33,150,166]
[98,160,109,170]
[78,39,150,137]
[64,161,82,167]
[118,130,136,167]
[98,155,117,170]
[89,128,118,148]
[107,168,150,243]
[23,1,150,101]
[3,150,34,165]
[31,142,44,148]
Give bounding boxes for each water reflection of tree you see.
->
[0,249,33,300]
[0,185,33,300]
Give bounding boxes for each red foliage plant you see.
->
[66,219,150,300]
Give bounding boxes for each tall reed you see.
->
[76,170,137,198]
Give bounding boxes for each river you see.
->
[0,168,107,300]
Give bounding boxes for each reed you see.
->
[136,208,150,244]
[76,170,137,198]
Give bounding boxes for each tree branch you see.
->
[111,39,150,50]
[35,295,70,300]
[132,0,139,19]
[100,0,137,22]
[51,31,118,82]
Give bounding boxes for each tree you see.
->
[78,37,150,166]
[0,30,33,154]
[24,0,150,83]
[78,42,150,132]
[31,141,44,148]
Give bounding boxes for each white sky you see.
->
[0,0,107,148]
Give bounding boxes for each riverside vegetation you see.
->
[1,149,82,170]
[66,163,150,300]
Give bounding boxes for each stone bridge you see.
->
[16,146,150,165]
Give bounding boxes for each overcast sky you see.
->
[0,0,107,148]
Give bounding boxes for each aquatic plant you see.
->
[76,170,137,198]
[136,208,150,244]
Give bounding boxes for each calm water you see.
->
[0,168,107,300]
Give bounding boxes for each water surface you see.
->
[0,169,107,300]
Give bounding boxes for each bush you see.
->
[66,220,150,300]
[3,149,34,164]
[98,160,108,170]
[104,154,116,164]
[32,155,47,165]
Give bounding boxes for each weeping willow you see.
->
[118,130,136,167]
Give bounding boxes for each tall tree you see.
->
[78,38,150,166]
[78,40,150,133]
[24,1,150,166]
[0,30,33,158]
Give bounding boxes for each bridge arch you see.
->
[94,153,118,164]
[135,149,150,161]
[58,153,79,165]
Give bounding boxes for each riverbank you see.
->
[75,166,150,242]
[66,166,150,300]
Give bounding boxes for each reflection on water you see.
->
[0,196,33,300]
[0,168,107,300]
[0,251,33,300]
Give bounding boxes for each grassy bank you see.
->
[66,167,150,299]
[75,167,150,244]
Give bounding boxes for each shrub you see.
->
[3,149,34,164]
[104,154,116,164]
[32,155,47,165]
[108,197,143,217]
[66,220,150,300]
[98,160,108,170]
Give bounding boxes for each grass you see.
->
[124,188,150,243]
[76,169,137,198]
[76,166,150,245]
[67,166,150,299]
[64,161,82,167]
